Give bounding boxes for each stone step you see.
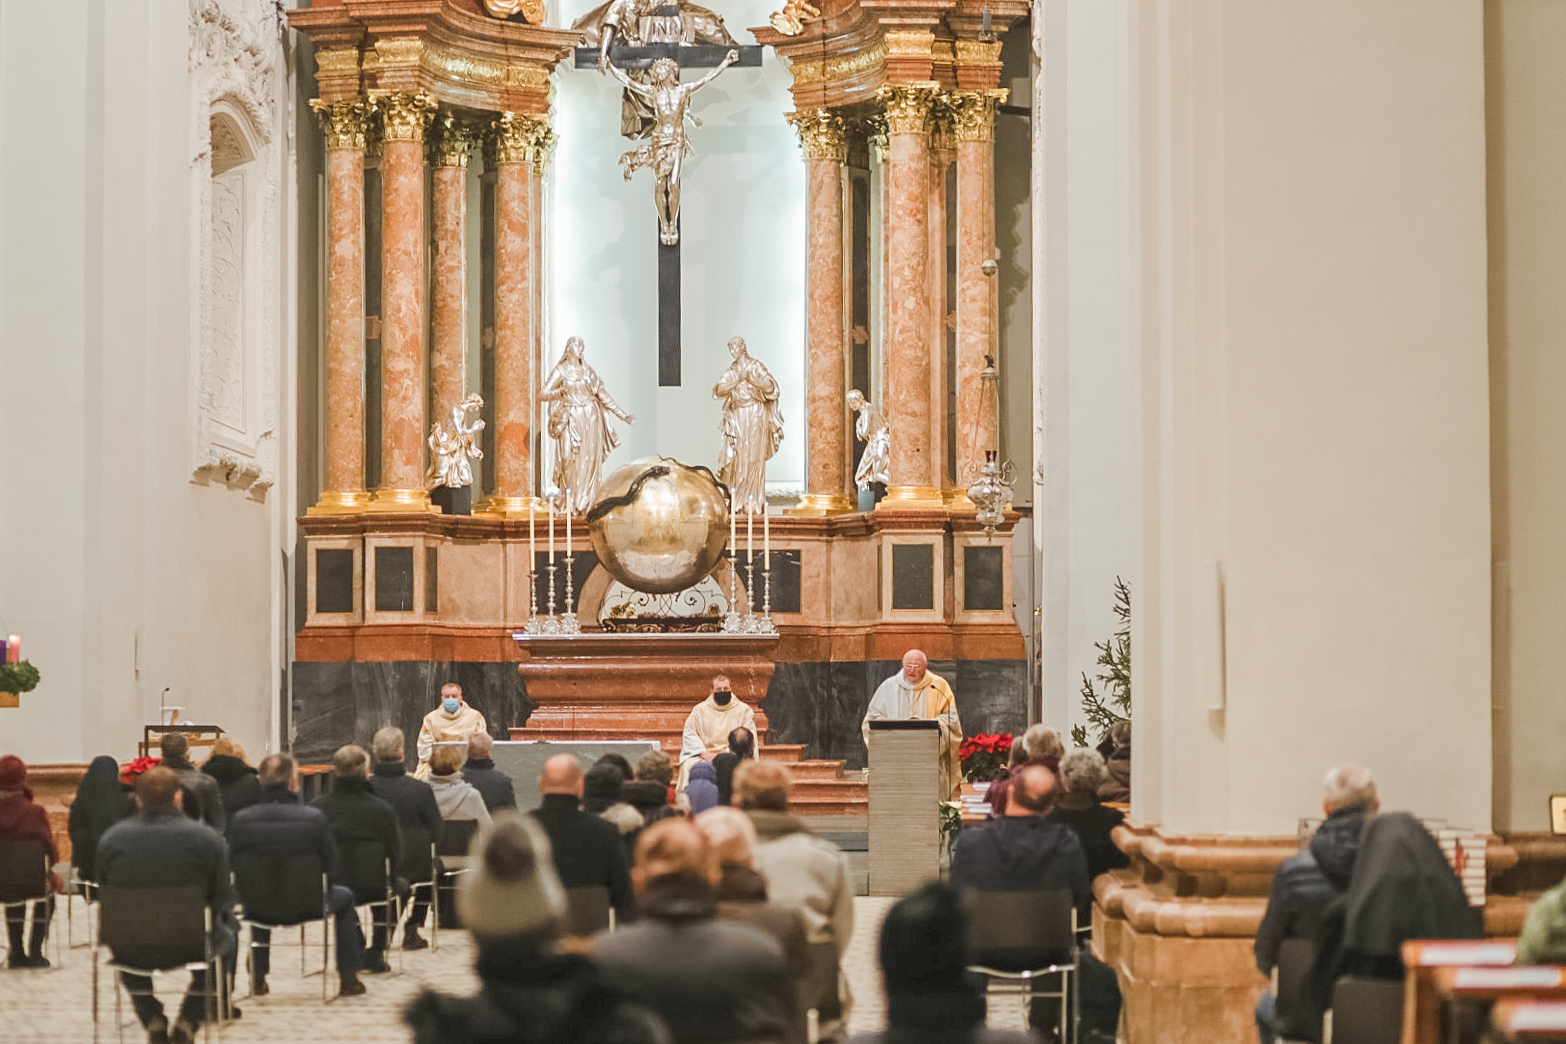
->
[508,726,808,763]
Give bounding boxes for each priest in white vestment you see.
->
[679,674,758,789]
[861,650,965,799]
[415,682,489,780]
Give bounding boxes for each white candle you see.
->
[746,504,754,573]
[764,503,771,570]
[730,490,738,559]
[548,496,555,565]
[5,635,18,663]
[565,490,572,551]
[528,504,536,613]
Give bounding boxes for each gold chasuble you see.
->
[415,703,488,780]
[861,669,965,799]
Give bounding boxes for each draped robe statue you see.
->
[713,337,783,515]
[539,337,635,513]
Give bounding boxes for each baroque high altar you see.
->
[286,0,1030,808]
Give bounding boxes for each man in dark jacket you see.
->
[529,754,635,921]
[1254,764,1377,1044]
[593,818,794,1044]
[159,732,226,834]
[229,753,365,996]
[369,726,443,952]
[458,731,516,812]
[97,767,236,1044]
[622,750,675,826]
[313,744,402,973]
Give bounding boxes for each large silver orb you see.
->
[586,457,730,594]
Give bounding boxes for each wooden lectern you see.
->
[867,719,941,896]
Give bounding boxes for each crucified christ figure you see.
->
[600,51,739,246]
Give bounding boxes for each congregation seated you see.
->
[714,725,756,807]
[158,732,226,834]
[370,726,442,952]
[845,882,1031,1044]
[459,732,516,812]
[687,761,720,815]
[528,754,634,924]
[201,737,262,823]
[624,750,677,826]
[1046,749,1130,880]
[584,759,645,844]
[68,754,134,888]
[593,818,795,1044]
[0,755,58,968]
[97,766,237,1043]
[1253,763,1377,1044]
[427,745,493,833]
[697,806,812,1044]
[1096,722,1131,803]
[312,744,403,974]
[986,723,1064,816]
[405,814,670,1044]
[228,752,365,996]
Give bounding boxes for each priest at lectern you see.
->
[862,650,965,799]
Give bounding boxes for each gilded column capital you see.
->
[948,88,1009,143]
[883,30,935,59]
[489,111,555,167]
[876,82,939,138]
[428,111,478,168]
[861,112,889,165]
[310,97,373,151]
[375,92,436,144]
[928,95,956,154]
[787,109,848,163]
[954,40,1004,69]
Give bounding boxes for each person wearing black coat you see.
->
[68,755,133,886]
[229,754,365,996]
[201,739,263,823]
[1046,749,1130,881]
[159,732,226,834]
[529,755,635,921]
[460,732,517,812]
[313,745,403,972]
[370,726,444,952]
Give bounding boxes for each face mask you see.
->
[442,698,460,714]
[713,690,732,706]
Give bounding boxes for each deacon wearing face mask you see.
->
[677,674,758,791]
[414,682,489,780]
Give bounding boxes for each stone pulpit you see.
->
[867,718,940,895]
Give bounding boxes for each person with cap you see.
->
[458,732,516,812]
[158,732,226,834]
[0,755,59,968]
[686,761,720,816]
[405,813,671,1044]
[415,682,488,781]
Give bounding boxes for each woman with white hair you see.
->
[1047,748,1130,880]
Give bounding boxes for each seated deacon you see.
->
[96,767,237,1044]
[415,683,487,781]
[713,725,756,806]
[0,755,59,968]
[679,674,757,790]
[228,753,365,997]
[459,732,516,812]
[314,744,403,974]
[158,732,226,834]
[988,723,1064,816]
[528,754,634,925]
[1046,749,1130,880]
[861,649,965,800]
[405,814,670,1044]
[370,726,443,952]
[1252,764,1377,1044]
[593,818,794,1044]
[623,751,676,827]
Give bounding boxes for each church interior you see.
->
[3,0,1566,1042]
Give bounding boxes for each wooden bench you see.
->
[1402,939,1518,1044]
[1431,966,1566,1044]
[1488,1000,1566,1041]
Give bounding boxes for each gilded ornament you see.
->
[421,47,554,93]
[314,48,362,78]
[375,37,425,68]
[428,112,478,167]
[310,97,372,151]
[928,96,955,153]
[785,43,886,88]
[490,111,555,166]
[876,82,938,137]
[882,30,935,59]
[954,39,1003,67]
[787,109,847,163]
[948,88,1008,143]
[376,92,436,142]
[768,0,820,37]
[481,0,547,23]
[862,112,888,164]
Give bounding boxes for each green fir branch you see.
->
[1073,578,1131,746]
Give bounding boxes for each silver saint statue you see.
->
[426,392,486,490]
[847,389,890,491]
[601,52,739,246]
[540,337,636,513]
[713,336,783,514]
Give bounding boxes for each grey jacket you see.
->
[746,809,854,949]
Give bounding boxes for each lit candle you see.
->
[763,502,770,570]
[747,503,754,574]
[548,495,556,566]
[528,504,537,613]
[730,490,738,559]
[5,635,18,663]
[565,489,572,553]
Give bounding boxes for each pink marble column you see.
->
[928,116,954,497]
[308,99,371,514]
[952,90,1004,480]
[374,93,434,509]
[788,110,853,515]
[429,114,473,435]
[877,83,942,508]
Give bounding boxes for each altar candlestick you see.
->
[5,635,18,663]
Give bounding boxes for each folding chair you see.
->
[1274,937,1318,1044]
[67,865,99,949]
[565,885,614,937]
[337,838,400,974]
[962,888,1079,1044]
[397,823,436,952]
[234,850,334,1002]
[0,837,56,968]
[431,818,482,948]
[93,883,227,1044]
[1325,975,1405,1044]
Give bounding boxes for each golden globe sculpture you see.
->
[585,457,731,594]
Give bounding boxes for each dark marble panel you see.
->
[963,545,1005,611]
[315,549,354,615]
[375,546,414,612]
[430,485,472,516]
[532,550,600,614]
[425,546,439,613]
[891,544,934,610]
[953,660,1030,738]
[736,549,801,613]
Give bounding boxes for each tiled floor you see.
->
[0,895,1026,1043]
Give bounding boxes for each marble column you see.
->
[480,113,553,516]
[307,98,372,515]
[788,110,854,516]
[373,92,435,510]
[876,83,942,509]
[951,89,1005,486]
[928,106,954,499]
[429,112,474,434]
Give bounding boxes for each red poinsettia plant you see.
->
[120,756,160,785]
[958,732,1013,783]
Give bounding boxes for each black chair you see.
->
[1326,975,1405,1044]
[233,851,334,1002]
[337,837,400,974]
[431,818,482,947]
[1274,937,1318,1043]
[0,837,54,968]
[67,865,99,950]
[805,939,843,1023]
[565,885,613,937]
[962,888,1079,1043]
[399,823,437,950]
[93,883,226,1044]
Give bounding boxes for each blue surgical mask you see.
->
[442,698,460,714]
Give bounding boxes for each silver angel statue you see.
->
[847,390,889,491]
[540,337,636,514]
[713,336,783,514]
[601,52,739,246]
[426,393,486,490]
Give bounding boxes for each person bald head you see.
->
[467,731,494,759]
[901,649,928,684]
[1006,762,1060,816]
[538,754,584,797]
[632,818,717,894]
